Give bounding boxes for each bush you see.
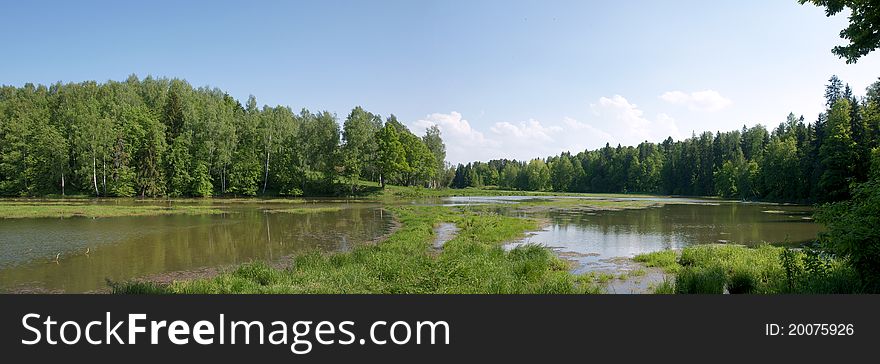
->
[816,178,880,288]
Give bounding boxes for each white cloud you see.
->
[589,95,683,144]
[660,90,732,112]
[490,119,561,141]
[412,113,569,163]
[412,111,489,146]
[411,95,684,164]
[412,112,500,164]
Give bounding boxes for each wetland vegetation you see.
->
[0,201,223,219]
[111,205,603,294]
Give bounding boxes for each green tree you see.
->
[422,125,447,188]
[500,163,520,189]
[816,175,880,288]
[191,162,213,197]
[762,136,800,200]
[377,122,407,188]
[132,108,167,197]
[819,99,857,201]
[799,0,880,63]
[341,106,380,193]
[524,159,550,191]
[550,157,574,192]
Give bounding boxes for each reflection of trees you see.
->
[538,204,820,246]
[0,206,392,293]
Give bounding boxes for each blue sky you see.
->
[2,0,879,164]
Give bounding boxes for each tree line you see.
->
[451,75,880,203]
[0,75,447,197]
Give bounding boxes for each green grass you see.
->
[513,197,664,212]
[262,207,343,214]
[112,205,603,294]
[635,244,864,294]
[168,198,309,204]
[0,202,224,219]
[370,182,683,200]
[649,279,675,294]
[633,250,681,273]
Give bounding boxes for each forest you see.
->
[451,76,880,203]
[0,76,447,197]
[2,74,878,206]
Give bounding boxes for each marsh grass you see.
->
[650,279,675,294]
[113,205,603,294]
[633,250,680,273]
[373,182,680,201]
[512,198,664,213]
[635,244,865,294]
[0,203,223,219]
[262,207,343,214]
[674,265,726,294]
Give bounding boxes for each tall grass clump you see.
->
[633,250,680,273]
[108,280,170,294]
[674,265,726,294]
[635,242,870,294]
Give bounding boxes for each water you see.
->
[492,198,821,274]
[0,196,821,292]
[0,201,393,293]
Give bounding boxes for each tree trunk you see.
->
[60,167,65,196]
[221,165,226,194]
[262,150,270,194]
[262,136,271,194]
[92,155,99,196]
[380,174,385,188]
[301,160,307,194]
[102,156,106,195]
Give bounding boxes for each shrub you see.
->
[816,179,880,288]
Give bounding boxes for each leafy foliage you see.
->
[0,76,446,197]
[799,0,880,63]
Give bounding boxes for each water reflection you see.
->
[501,202,821,273]
[0,203,392,293]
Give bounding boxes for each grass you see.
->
[633,250,681,273]
[513,197,665,212]
[112,205,604,294]
[574,271,624,286]
[262,207,343,214]
[0,202,224,219]
[369,182,686,200]
[635,244,864,294]
[649,279,675,294]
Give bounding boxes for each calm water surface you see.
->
[445,196,822,273]
[0,201,393,293]
[0,196,821,292]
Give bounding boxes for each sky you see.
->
[2,0,879,164]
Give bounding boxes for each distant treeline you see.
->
[0,75,447,197]
[452,75,880,203]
